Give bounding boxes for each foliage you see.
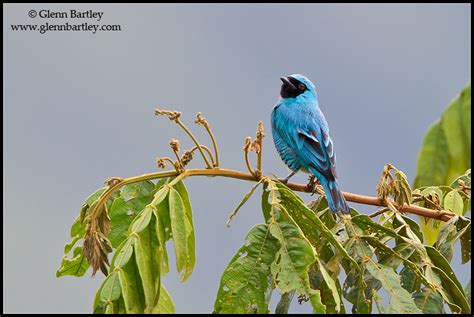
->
[414,82,471,244]
[57,84,471,314]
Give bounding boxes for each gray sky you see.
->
[4,3,471,313]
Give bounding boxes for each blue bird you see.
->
[271,74,350,214]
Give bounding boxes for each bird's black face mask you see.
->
[280,76,307,98]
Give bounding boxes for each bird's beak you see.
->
[280,77,296,89]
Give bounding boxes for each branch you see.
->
[89,168,456,223]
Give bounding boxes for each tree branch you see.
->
[89,168,456,223]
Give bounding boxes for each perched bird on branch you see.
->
[271,74,350,214]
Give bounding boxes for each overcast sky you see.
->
[4,3,471,313]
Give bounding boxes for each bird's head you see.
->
[279,74,317,100]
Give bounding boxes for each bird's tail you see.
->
[321,180,350,214]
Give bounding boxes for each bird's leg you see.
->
[279,171,296,185]
[306,175,321,195]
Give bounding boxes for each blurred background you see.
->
[3,3,470,313]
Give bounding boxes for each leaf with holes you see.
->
[213,224,279,314]
[365,261,421,313]
[56,246,90,277]
[269,220,325,313]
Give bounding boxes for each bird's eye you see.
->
[298,84,306,90]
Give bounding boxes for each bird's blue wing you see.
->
[295,126,337,181]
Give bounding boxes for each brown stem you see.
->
[90,168,457,223]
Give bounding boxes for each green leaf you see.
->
[308,263,341,313]
[431,266,469,313]
[110,238,134,271]
[464,279,471,307]
[168,187,188,277]
[400,266,421,293]
[269,221,325,313]
[351,214,400,239]
[59,187,110,278]
[434,215,470,263]
[273,181,360,272]
[414,82,471,188]
[364,237,414,267]
[413,288,445,314]
[414,83,471,244]
[153,206,170,275]
[450,168,471,189]
[174,181,196,282]
[458,217,471,264]
[64,235,81,255]
[226,179,263,227]
[444,190,464,214]
[118,245,145,313]
[425,246,464,292]
[56,246,89,277]
[152,184,170,206]
[316,261,341,313]
[130,206,153,234]
[153,284,175,314]
[377,242,415,269]
[121,180,156,201]
[70,215,85,238]
[93,271,122,313]
[441,83,471,181]
[392,214,424,244]
[108,197,133,248]
[343,267,372,314]
[122,180,158,217]
[425,246,470,313]
[261,182,272,223]
[423,265,461,313]
[104,295,126,314]
[214,224,278,314]
[80,187,108,223]
[414,122,450,187]
[365,261,421,313]
[134,213,161,313]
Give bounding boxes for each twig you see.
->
[368,208,390,218]
[243,137,257,178]
[195,112,219,167]
[254,121,264,178]
[188,145,215,166]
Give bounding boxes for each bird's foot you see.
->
[305,175,320,195]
